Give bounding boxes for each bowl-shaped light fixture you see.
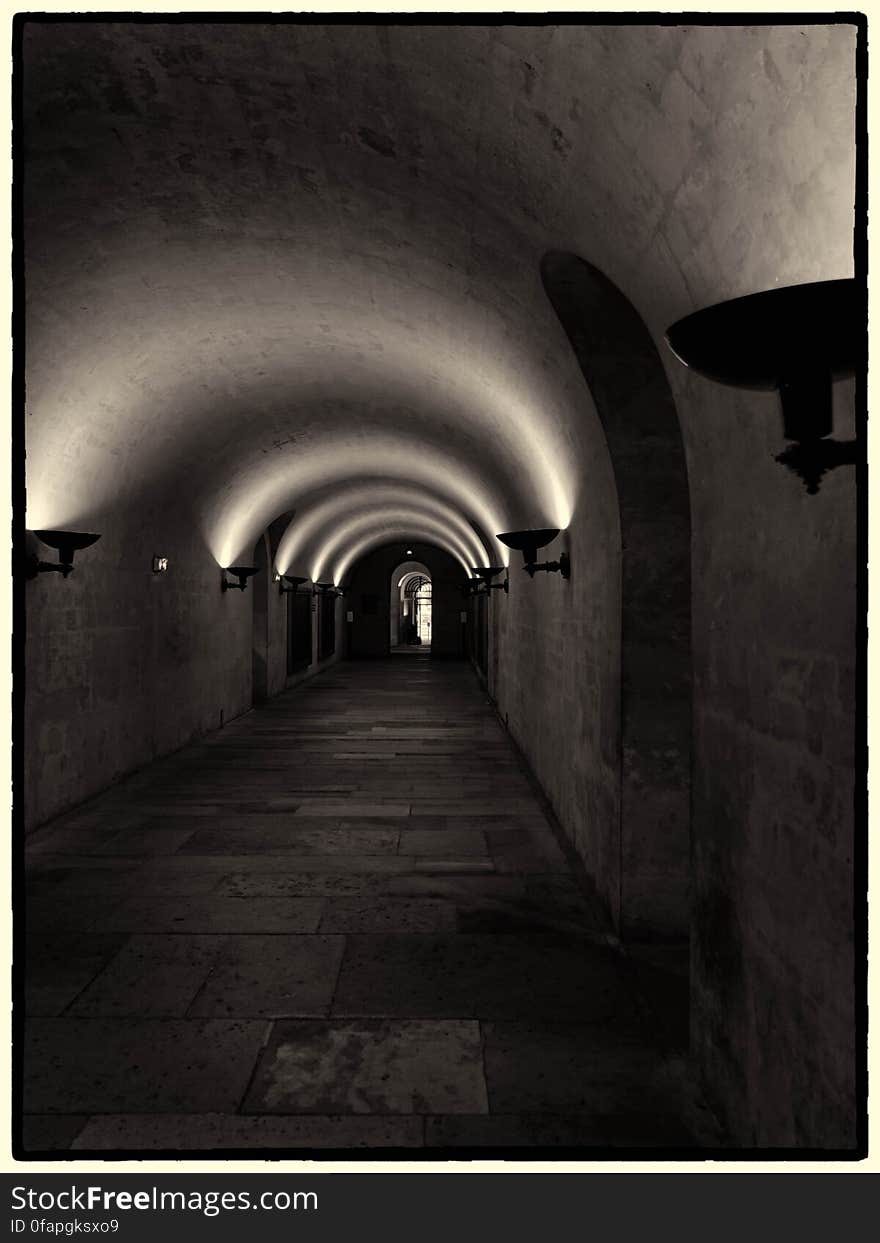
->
[279,574,310,596]
[313,581,339,597]
[665,279,861,493]
[27,530,101,579]
[497,529,559,564]
[496,529,570,580]
[221,565,260,592]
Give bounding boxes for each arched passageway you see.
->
[18,20,861,1157]
[541,251,692,941]
[346,542,468,660]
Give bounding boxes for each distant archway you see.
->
[347,542,467,659]
[389,560,431,647]
[542,251,692,941]
[400,573,432,647]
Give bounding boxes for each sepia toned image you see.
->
[14,14,864,1160]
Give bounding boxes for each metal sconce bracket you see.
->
[26,530,101,580]
[524,553,570,579]
[773,438,859,496]
[471,566,510,594]
[26,555,73,579]
[221,566,259,592]
[496,531,570,582]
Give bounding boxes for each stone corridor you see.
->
[23,655,695,1154]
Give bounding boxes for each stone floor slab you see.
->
[71,1113,424,1150]
[243,1019,488,1115]
[20,1115,90,1153]
[425,1114,612,1148]
[26,893,127,935]
[24,1018,269,1113]
[482,1020,682,1116]
[187,935,345,1017]
[293,801,411,817]
[178,826,399,855]
[92,827,199,856]
[50,867,224,896]
[26,933,130,1016]
[332,934,641,1020]
[97,896,325,934]
[215,872,387,898]
[140,854,418,875]
[398,829,489,856]
[318,898,457,934]
[69,935,228,1017]
[488,829,570,873]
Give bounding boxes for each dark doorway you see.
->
[251,534,269,704]
[318,592,336,661]
[287,590,312,675]
[470,591,488,679]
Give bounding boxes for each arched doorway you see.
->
[388,561,430,649]
[542,250,692,942]
[393,568,432,650]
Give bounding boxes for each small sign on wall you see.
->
[346,611,354,623]
[460,612,467,623]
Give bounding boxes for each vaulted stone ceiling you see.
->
[23,22,856,572]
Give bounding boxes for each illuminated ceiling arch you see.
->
[25,243,576,562]
[275,481,494,581]
[204,422,521,570]
[334,526,474,585]
[23,23,855,563]
[312,509,476,583]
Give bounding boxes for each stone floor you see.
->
[21,654,696,1155]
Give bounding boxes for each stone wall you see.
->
[686,376,858,1148]
[490,485,623,929]
[24,501,252,831]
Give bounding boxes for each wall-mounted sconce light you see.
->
[405,548,414,557]
[152,556,169,574]
[221,565,260,592]
[313,581,340,598]
[27,530,101,579]
[278,574,309,596]
[472,566,509,594]
[665,279,860,494]
[496,529,570,579]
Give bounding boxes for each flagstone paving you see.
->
[22,654,695,1154]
